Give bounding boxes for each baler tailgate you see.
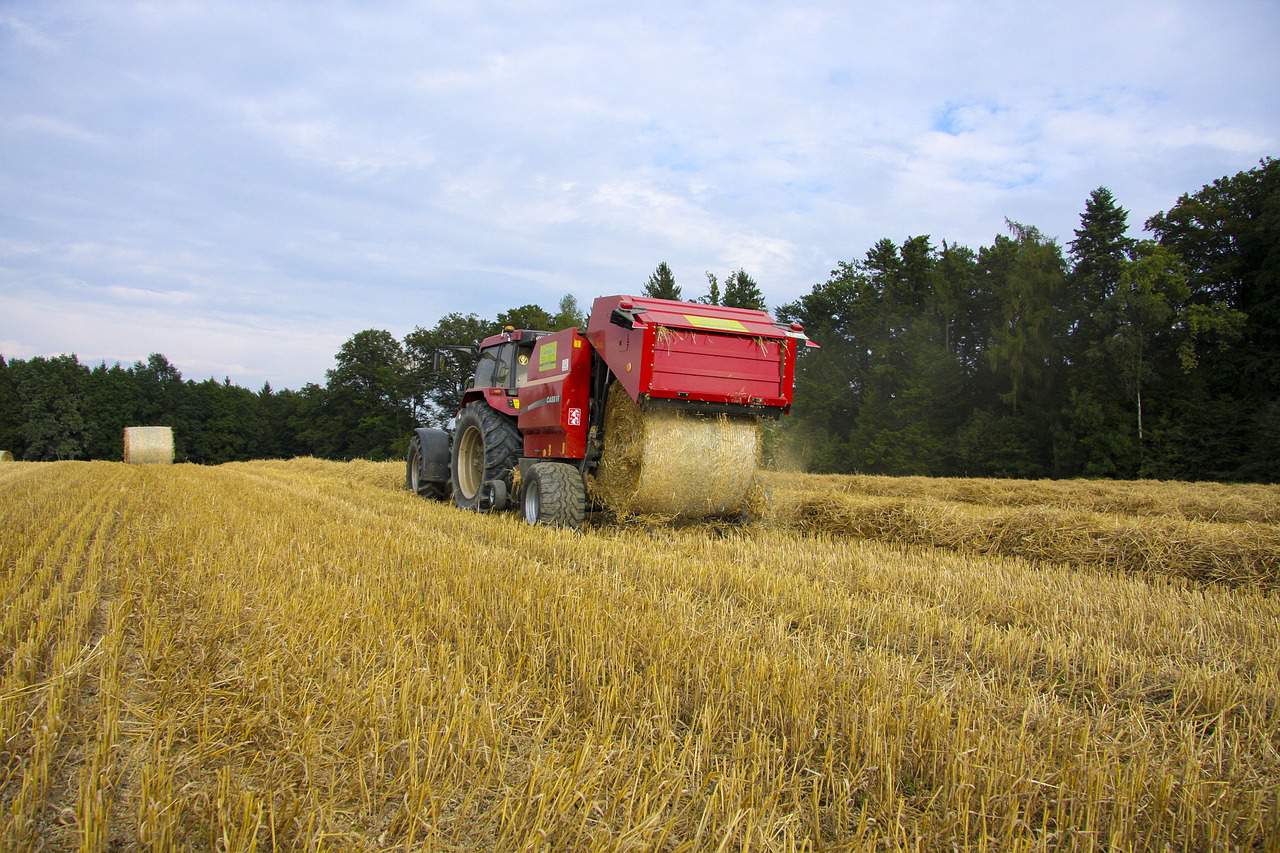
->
[587,294,801,411]
[650,332,783,402]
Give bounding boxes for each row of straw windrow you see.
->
[768,471,1280,525]
[768,487,1280,588]
[261,460,1280,588]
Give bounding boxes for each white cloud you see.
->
[0,290,347,387]
[5,114,104,144]
[0,13,57,52]
[104,285,196,305]
[235,98,436,175]
[0,0,1276,384]
[0,339,37,359]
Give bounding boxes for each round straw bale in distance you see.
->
[590,382,759,518]
[0,450,13,462]
[123,426,175,465]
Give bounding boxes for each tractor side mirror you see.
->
[430,351,446,372]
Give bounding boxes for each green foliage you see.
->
[721,269,766,310]
[403,312,491,427]
[496,304,556,331]
[83,363,138,460]
[779,160,1279,482]
[954,410,1043,478]
[1069,187,1134,312]
[1179,301,1246,371]
[552,294,586,330]
[1135,159,1280,479]
[1055,388,1135,477]
[698,272,721,306]
[322,329,414,460]
[0,356,23,458]
[12,355,89,460]
[643,262,681,300]
[983,222,1067,414]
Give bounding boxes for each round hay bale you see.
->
[123,426,175,465]
[590,383,760,519]
[0,450,13,462]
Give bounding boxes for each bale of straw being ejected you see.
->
[0,450,13,462]
[123,426,175,465]
[590,382,760,519]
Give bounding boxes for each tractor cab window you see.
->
[473,345,501,389]
[473,342,517,389]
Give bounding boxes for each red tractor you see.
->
[405,294,814,528]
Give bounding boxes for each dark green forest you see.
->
[3,159,1276,481]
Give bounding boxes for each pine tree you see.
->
[1069,187,1133,310]
[722,269,766,311]
[14,355,88,460]
[0,355,22,457]
[643,262,681,300]
[698,272,721,306]
[984,222,1066,415]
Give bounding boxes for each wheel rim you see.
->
[457,425,484,499]
[524,480,541,524]
[409,447,420,492]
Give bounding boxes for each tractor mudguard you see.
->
[412,427,451,483]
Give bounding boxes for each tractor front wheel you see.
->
[451,402,521,510]
[521,462,587,529]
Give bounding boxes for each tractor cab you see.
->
[471,328,548,392]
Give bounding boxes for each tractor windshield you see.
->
[473,343,510,389]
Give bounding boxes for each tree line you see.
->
[778,159,1278,481]
[2,158,1275,480]
[0,296,582,464]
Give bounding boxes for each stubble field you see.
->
[2,459,1278,850]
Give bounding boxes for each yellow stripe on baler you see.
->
[683,314,749,333]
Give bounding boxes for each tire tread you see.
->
[452,402,521,508]
[526,462,586,528]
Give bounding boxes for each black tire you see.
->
[406,436,450,500]
[451,402,521,510]
[522,462,587,529]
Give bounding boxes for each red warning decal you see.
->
[567,407,582,426]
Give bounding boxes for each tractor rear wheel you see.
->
[521,462,587,529]
[406,436,449,500]
[451,402,521,510]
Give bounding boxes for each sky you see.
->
[1,1,1277,389]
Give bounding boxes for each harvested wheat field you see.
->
[2,460,1278,850]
